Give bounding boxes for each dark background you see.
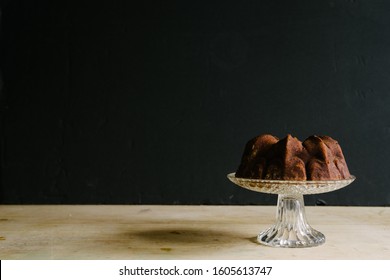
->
[0,0,389,205]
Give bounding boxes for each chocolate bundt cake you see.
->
[236,134,351,180]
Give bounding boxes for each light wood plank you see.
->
[0,205,389,259]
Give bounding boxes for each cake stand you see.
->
[227,173,355,248]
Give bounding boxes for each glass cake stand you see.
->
[227,173,355,248]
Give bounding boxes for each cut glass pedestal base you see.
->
[257,194,325,248]
[227,173,355,248]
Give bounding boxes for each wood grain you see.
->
[0,205,389,259]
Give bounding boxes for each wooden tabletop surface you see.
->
[0,205,389,260]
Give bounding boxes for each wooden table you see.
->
[0,205,389,259]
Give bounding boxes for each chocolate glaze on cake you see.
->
[236,134,351,181]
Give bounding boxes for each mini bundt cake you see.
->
[236,134,351,180]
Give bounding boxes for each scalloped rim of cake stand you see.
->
[227,173,356,195]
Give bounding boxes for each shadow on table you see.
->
[111,228,261,258]
[131,228,243,245]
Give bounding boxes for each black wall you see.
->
[1,0,389,205]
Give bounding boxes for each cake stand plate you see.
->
[227,173,355,248]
